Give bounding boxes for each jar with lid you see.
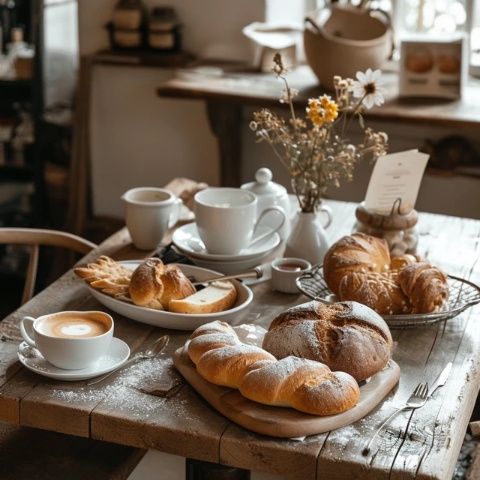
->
[241,167,290,240]
[353,199,419,256]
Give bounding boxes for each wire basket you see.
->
[296,264,480,329]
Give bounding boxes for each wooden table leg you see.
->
[206,100,242,187]
[185,458,250,480]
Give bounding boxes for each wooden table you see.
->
[1,200,479,480]
[157,65,480,187]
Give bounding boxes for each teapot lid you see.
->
[241,168,287,198]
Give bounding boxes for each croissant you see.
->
[73,256,131,298]
[187,320,360,416]
[397,262,449,313]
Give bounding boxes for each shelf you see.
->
[94,49,194,68]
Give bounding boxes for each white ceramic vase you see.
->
[284,205,332,265]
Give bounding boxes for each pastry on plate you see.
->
[129,258,196,310]
[74,255,132,298]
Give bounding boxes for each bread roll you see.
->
[159,264,196,308]
[262,301,392,382]
[187,320,360,416]
[129,259,195,309]
[129,258,165,309]
[338,271,409,315]
[323,233,391,294]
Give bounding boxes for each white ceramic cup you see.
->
[20,311,114,370]
[122,187,182,250]
[271,258,312,294]
[194,188,286,255]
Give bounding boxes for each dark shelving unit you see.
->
[0,0,47,226]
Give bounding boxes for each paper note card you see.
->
[364,150,429,214]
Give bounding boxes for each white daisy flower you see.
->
[352,68,385,109]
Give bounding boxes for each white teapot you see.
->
[241,168,291,240]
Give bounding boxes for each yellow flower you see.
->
[306,95,338,126]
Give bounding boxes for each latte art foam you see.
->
[39,317,108,339]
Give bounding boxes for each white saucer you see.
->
[172,222,280,261]
[17,337,130,381]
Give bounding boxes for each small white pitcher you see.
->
[122,187,182,250]
[284,205,333,264]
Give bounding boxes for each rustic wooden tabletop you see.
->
[0,199,479,480]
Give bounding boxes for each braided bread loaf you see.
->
[323,233,449,314]
[263,301,392,382]
[187,321,360,416]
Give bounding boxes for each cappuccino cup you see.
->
[20,311,113,370]
[122,187,182,250]
[194,188,286,255]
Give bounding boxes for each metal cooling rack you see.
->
[296,265,480,329]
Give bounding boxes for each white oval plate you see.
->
[86,262,253,331]
[17,337,130,381]
[172,222,280,261]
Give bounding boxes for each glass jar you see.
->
[353,201,419,256]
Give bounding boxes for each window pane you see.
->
[471,0,480,66]
[394,0,468,34]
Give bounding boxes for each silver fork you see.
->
[87,335,169,386]
[362,382,429,456]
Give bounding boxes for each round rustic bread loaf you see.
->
[262,301,393,382]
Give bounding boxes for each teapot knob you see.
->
[255,167,272,185]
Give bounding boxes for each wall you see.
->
[79,0,480,220]
[78,0,267,218]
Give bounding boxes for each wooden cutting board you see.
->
[173,346,400,438]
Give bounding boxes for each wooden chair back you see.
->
[0,228,97,305]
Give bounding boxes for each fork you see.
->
[362,382,429,456]
[87,335,169,386]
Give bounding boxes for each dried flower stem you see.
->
[250,54,389,213]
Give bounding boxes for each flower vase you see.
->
[284,205,332,265]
